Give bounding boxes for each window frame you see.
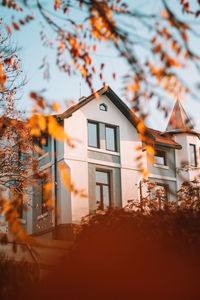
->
[105,124,117,152]
[99,103,107,111]
[154,149,166,166]
[96,170,111,210]
[88,120,100,149]
[189,144,197,167]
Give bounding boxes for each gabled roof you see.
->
[58,86,140,128]
[57,86,181,149]
[166,99,193,131]
[148,128,182,149]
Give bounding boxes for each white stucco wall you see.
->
[174,133,200,189]
[63,94,145,222]
[64,159,89,223]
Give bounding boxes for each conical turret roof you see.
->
[166,99,193,131]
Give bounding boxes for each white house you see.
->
[1,86,199,239]
[26,86,199,239]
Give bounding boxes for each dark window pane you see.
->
[103,186,110,209]
[100,104,107,111]
[96,171,108,184]
[106,126,116,151]
[88,122,98,147]
[17,193,23,219]
[190,144,197,167]
[96,171,111,210]
[154,150,166,165]
[96,185,100,205]
[41,182,48,214]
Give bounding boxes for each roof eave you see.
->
[154,141,182,149]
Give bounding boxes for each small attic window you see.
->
[99,104,107,111]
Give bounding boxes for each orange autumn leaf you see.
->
[161,10,168,18]
[147,155,155,164]
[12,22,20,30]
[6,25,12,34]
[92,90,99,99]
[146,145,155,156]
[37,114,46,131]
[47,115,72,146]
[182,31,188,43]
[54,0,61,10]
[137,121,146,134]
[58,41,65,51]
[53,102,60,112]
[128,82,139,92]
[81,66,87,77]
[59,163,71,190]
[153,44,162,53]
[171,40,176,51]
[142,169,149,178]
[30,127,41,137]
[0,60,7,91]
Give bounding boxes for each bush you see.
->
[37,208,200,300]
[0,255,38,300]
[1,208,200,299]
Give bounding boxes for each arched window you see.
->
[99,103,107,111]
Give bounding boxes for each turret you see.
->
[165,98,200,189]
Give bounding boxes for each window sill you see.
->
[37,212,49,221]
[88,147,120,156]
[153,164,169,170]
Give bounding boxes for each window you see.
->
[105,125,117,152]
[96,170,111,210]
[190,144,197,167]
[99,104,107,111]
[12,182,23,219]
[17,148,22,167]
[41,181,48,215]
[88,121,99,148]
[17,193,23,219]
[34,133,49,157]
[154,150,166,165]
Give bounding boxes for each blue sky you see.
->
[1,0,200,131]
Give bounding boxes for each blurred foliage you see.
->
[0,254,38,300]
[1,204,200,299]
[1,0,200,241]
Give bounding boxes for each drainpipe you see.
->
[54,137,58,232]
[139,179,143,212]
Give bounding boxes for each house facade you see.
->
[28,86,200,238]
[1,87,199,238]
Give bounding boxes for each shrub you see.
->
[0,254,38,300]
